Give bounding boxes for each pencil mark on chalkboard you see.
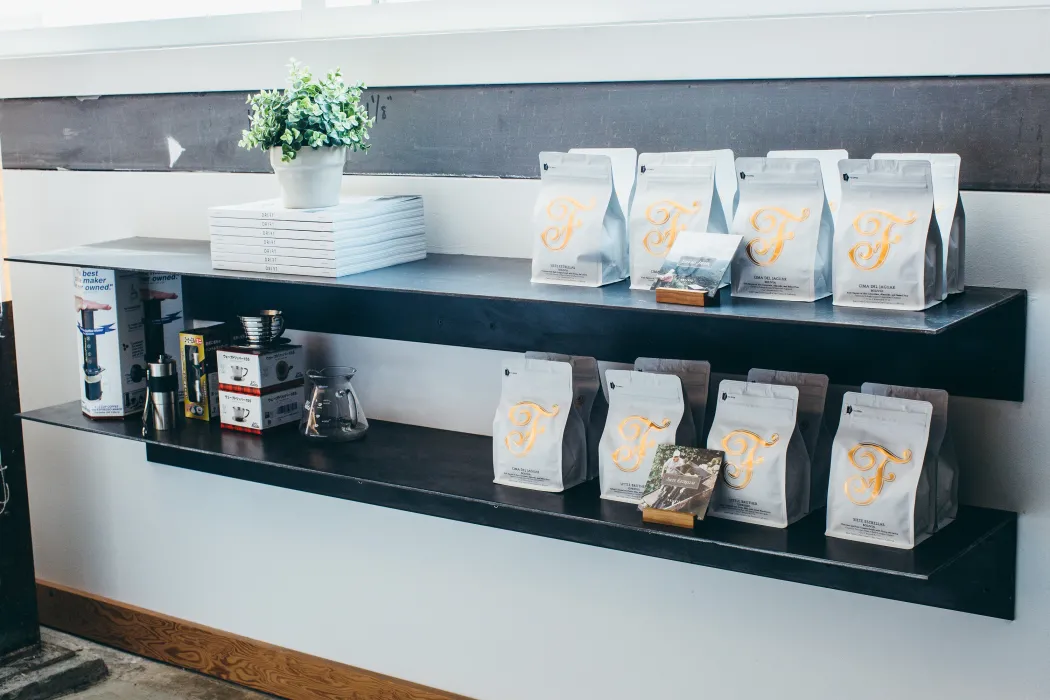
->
[367,92,388,122]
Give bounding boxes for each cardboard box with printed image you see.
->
[217,344,304,395]
[179,324,233,421]
[219,385,304,434]
[74,268,148,419]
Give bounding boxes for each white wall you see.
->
[4,7,1050,96]
[6,170,1048,700]
[3,7,1049,700]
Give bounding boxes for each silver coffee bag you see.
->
[862,382,957,530]
[525,351,601,482]
[872,153,965,297]
[635,357,712,446]
[748,368,830,512]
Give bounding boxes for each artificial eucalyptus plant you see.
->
[238,60,375,162]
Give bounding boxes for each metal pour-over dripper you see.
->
[80,308,103,400]
[238,310,285,347]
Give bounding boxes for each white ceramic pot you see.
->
[269,146,347,209]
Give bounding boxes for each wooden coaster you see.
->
[654,288,719,307]
[642,508,696,529]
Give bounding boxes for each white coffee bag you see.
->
[493,358,587,492]
[730,158,834,302]
[635,358,712,446]
[826,392,934,549]
[569,147,638,221]
[708,380,810,527]
[833,159,942,310]
[872,153,964,296]
[532,152,628,287]
[748,368,829,511]
[862,382,957,530]
[525,351,601,482]
[767,149,849,217]
[629,153,730,290]
[599,370,684,503]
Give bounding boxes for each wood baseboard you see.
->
[36,580,472,700]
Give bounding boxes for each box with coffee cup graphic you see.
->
[217,345,305,395]
[219,385,304,434]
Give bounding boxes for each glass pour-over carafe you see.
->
[300,366,369,441]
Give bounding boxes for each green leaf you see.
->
[238,58,373,156]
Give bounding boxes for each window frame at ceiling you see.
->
[0,0,1042,60]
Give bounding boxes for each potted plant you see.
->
[239,60,374,209]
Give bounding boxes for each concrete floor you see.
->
[44,629,269,700]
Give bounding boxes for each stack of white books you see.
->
[207,196,426,277]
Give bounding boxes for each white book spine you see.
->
[212,243,338,259]
[207,196,423,223]
[209,226,339,242]
[212,250,426,278]
[208,213,424,238]
[210,239,424,258]
[211,240,426,267]
[209,218,342,232]
[209,224,424,247]
[212,260,342,277]
[211,236,338,252]
[208,209,339,223]
[211,252,346,268]
[211,235,424,255]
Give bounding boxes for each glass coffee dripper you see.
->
[300,366,368,442]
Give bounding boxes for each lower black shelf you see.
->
[19,401,1016,620]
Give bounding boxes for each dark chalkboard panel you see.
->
[0,76,1048,191]
[0,302,40,655]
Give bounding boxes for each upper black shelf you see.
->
[7,237,1028,400]
[19,401,1017,620]
[6,237,1021,334]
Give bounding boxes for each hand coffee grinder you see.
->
[79,308,104,400]
[142,354,178,436]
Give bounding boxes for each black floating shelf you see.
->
[20,401,1017,620]
[7,237,1027,401]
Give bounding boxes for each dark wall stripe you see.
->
[0,76,1048,192]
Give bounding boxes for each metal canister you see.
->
[142,354,178,435]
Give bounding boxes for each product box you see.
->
[217,344,305,395]
[142,272,184,398]
[219,385,304,434]
[74,268,148,418]
[180,324,231,421]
